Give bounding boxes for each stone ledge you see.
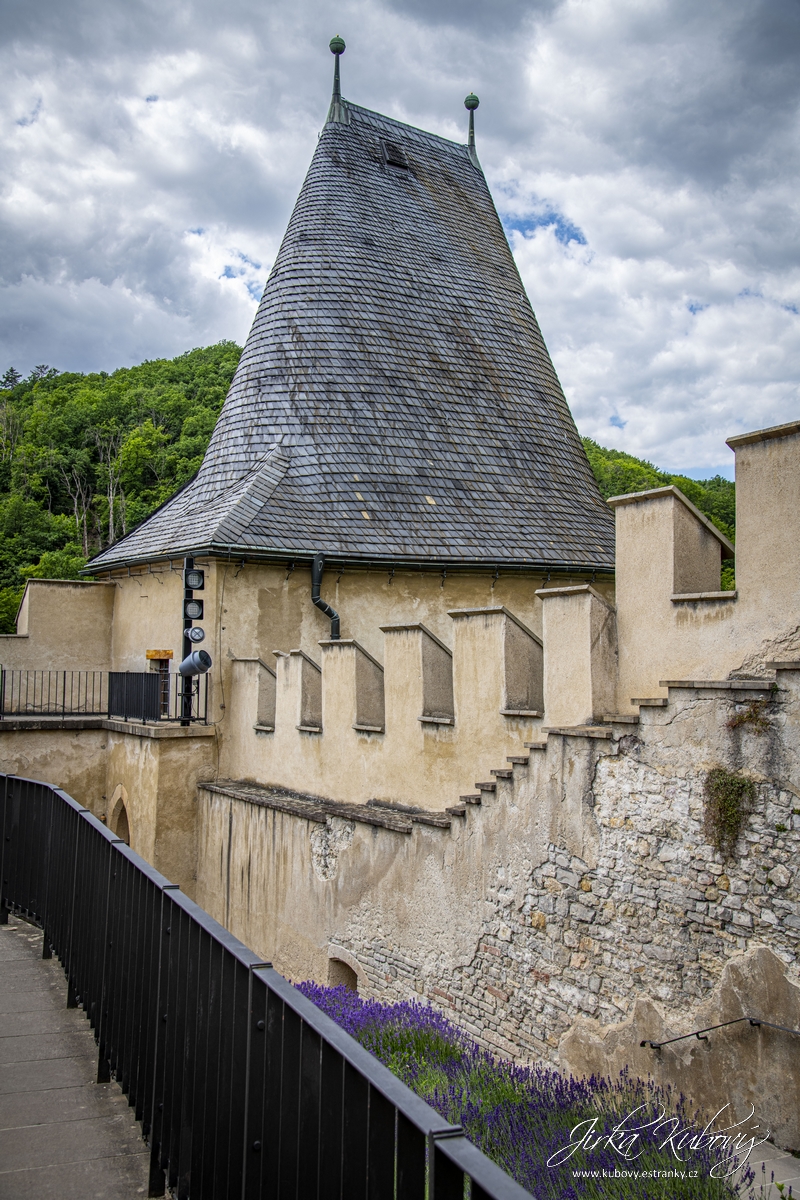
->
[660,679,775,691]
[203,780,417,833]
[544,726,614,739]
[0,717,105,732]
[0,716,216,737]
[103,719,216,738]
[671,590,737,602]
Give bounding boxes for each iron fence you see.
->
[0,670,208,724]
[108,671,208,724]
[0,669,107,717]
[0,774,531,1200]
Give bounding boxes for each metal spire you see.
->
[327,36,347,124]
[465,92,480,168]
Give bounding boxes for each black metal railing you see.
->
[107,671,208,724]
[0,670,208,725]
[0,669,107,717]
[0,774,530,1200]
[641,1015,800,1050]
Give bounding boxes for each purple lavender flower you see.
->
[296,983,756,1199]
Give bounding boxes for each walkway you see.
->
[0,916,149,1199]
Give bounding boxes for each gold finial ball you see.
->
[330,35,346,55]
[464,93,479,111]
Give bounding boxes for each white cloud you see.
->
[1,0,799,472]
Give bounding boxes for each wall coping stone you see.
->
[606,485,735,556]
[280,648,321,671]
[379,622,452,655]
[447,605,542,644]
[535,583,616,613]
[726,418,800,449]
[231,656,276,677]
[319,638,384,671]
[201,779,456,834]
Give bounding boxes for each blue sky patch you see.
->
[609,414,627,430]
[16,99,42,127]
[687,302,708,315]
[502,209,587,247]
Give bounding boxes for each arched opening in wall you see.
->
[328,959,358,992]
[108,784,130,846]
[114,804,130,846]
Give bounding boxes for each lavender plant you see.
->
[297,982,760,1199]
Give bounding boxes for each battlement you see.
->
[223,607,545,809]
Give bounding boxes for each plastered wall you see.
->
[612,421,800,707]
[196,670,800,1149]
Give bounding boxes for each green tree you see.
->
[582,438,736,542]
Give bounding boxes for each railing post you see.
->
[147,883,180,1198]
[65,805,90,1008]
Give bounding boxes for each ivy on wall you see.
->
[703,768,756,858]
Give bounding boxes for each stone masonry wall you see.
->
[331,680,800,1066]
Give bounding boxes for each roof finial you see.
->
[464,93,480,168]
[327,36,347,125]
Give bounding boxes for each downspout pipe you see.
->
[311,553,340,639]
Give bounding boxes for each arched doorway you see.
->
[327,958,358,992]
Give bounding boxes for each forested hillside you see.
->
[0,343,241,631]
[582,439,735,541]
[0,343,736,633]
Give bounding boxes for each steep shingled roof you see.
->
[88,93,615,574]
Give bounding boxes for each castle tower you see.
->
[88,40,614,577]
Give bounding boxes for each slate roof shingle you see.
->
[89,97,615,574]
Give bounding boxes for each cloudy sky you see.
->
[2,0,800,475]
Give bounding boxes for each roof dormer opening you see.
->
[382,140,409,170]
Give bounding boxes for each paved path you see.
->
[748,1147,800,1196]
[0,916,149,1199]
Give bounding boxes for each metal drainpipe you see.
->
[311,553,340,639]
